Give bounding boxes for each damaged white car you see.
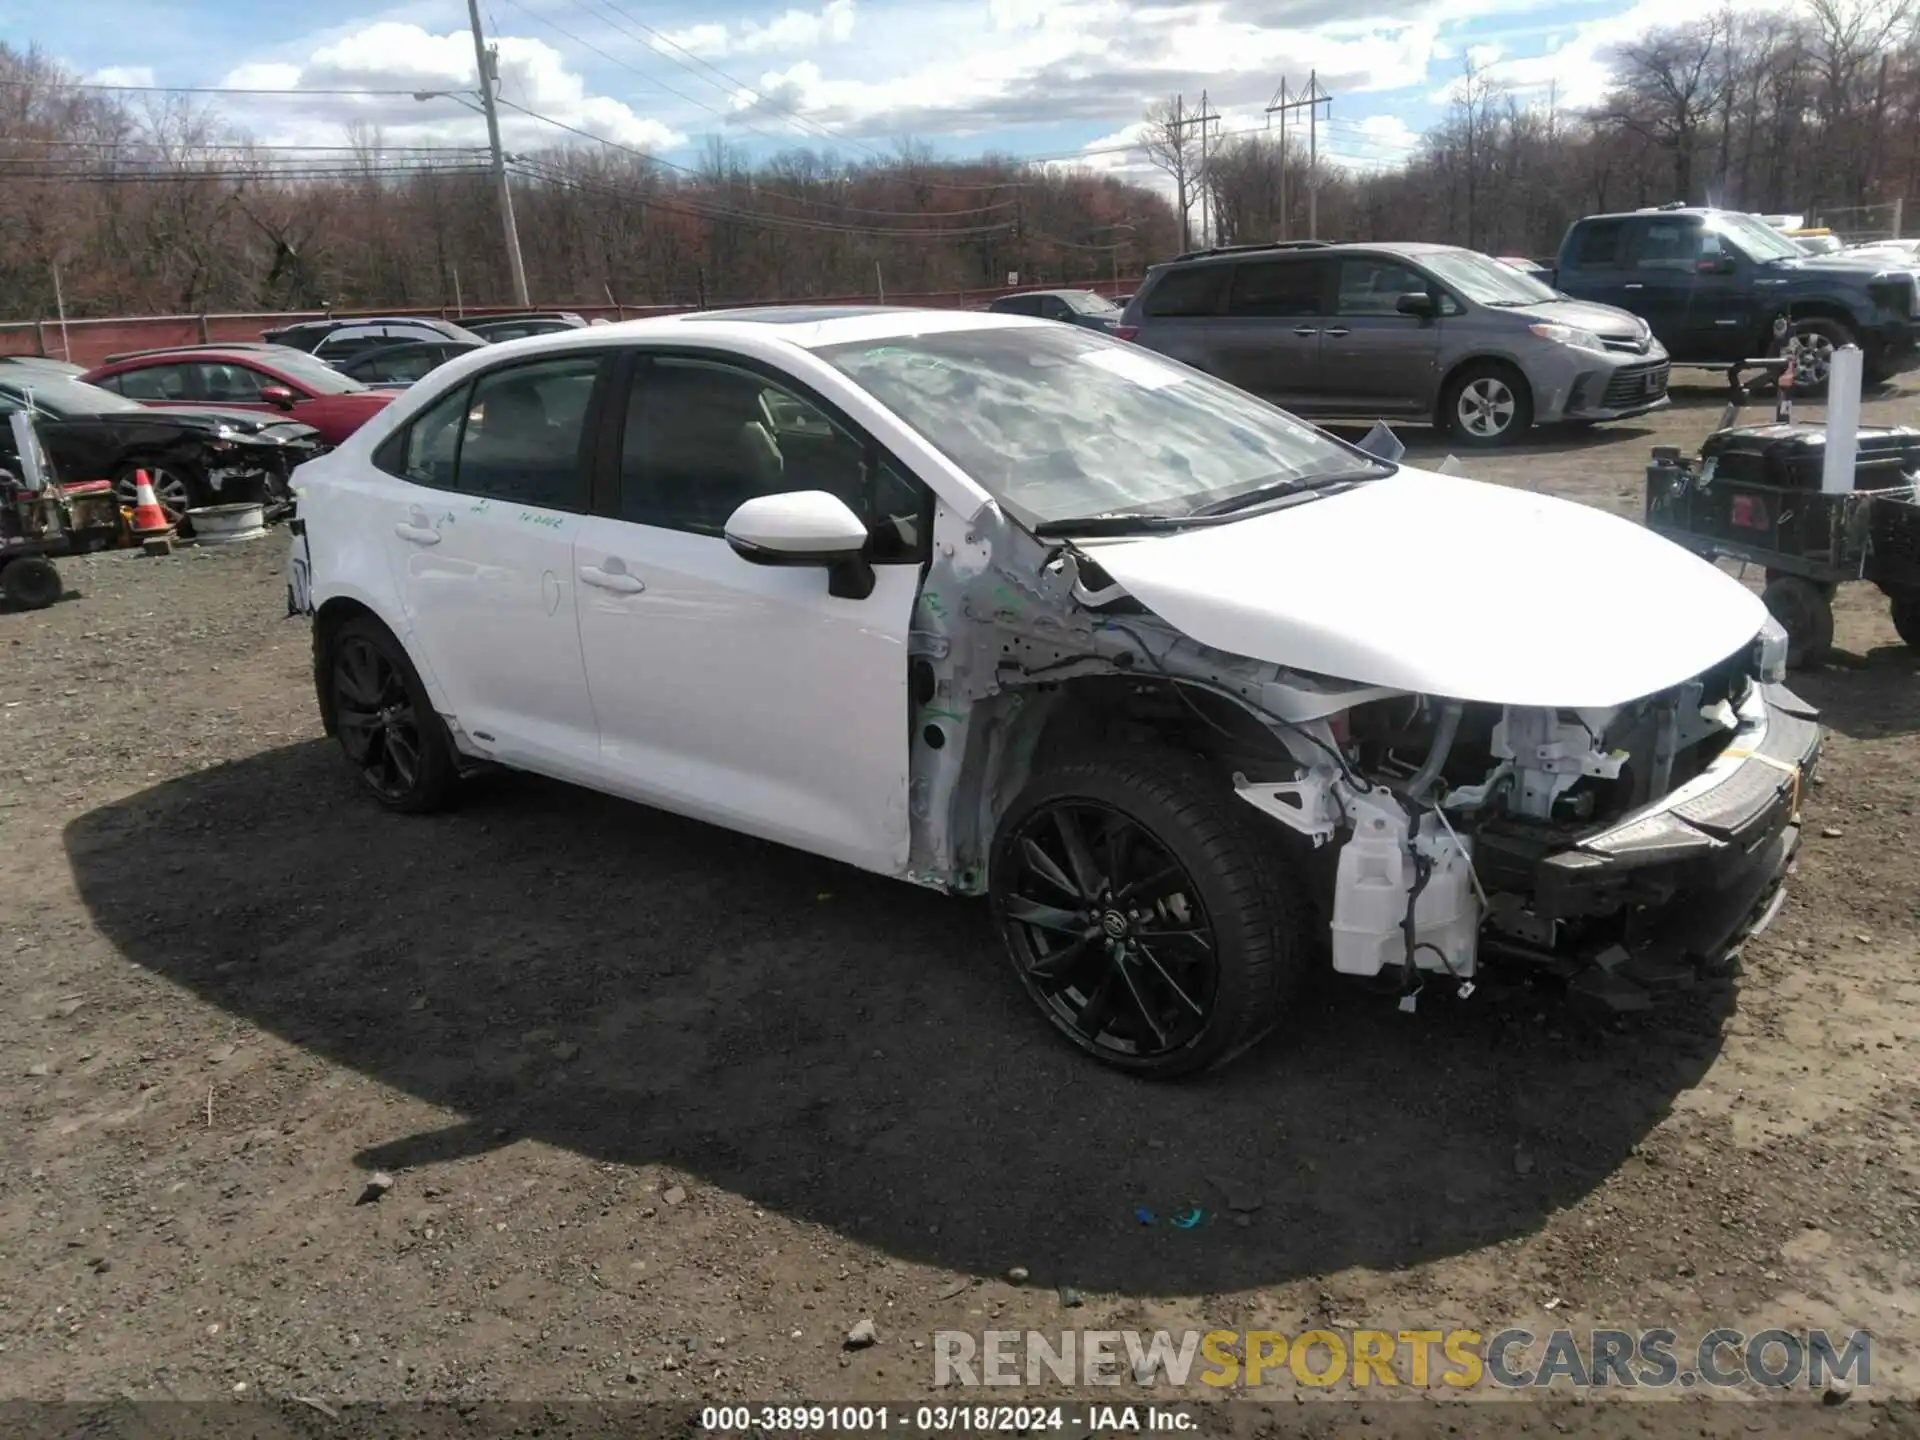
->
[286,308,1821,1078]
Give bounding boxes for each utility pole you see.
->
[1197,89,1213,247]
[1168,93,1216,250]
[1270,72,1332,239]
[466,0,530,307]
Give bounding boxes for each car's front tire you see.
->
[1442,361,1534,447]
[989,747,1307,1078]
[1775,317,1856,396]
[325,615,460,813]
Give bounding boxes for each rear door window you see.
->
[1225,258,1332,317]
[112,364,194,401]
[1570,220,1628,270]
[1141,266,1227,317]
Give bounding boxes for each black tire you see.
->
[1889,589,1920,650]
[324,615,460,813]
[1774,317,1856,397]
[989,746,1308,1079]
[1441,361,1534,448]
[1761,574,1834,668]
[1,556,61,610]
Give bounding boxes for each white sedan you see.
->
[287,306,1818,1077]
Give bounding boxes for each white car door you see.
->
[377,352,608,779]
[572,351,930,875]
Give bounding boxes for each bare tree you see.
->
[1140,97,1201,251]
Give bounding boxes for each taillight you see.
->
[1114,325,1139,342]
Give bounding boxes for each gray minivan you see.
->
[1117,241,1671,446]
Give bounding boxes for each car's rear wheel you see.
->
[1761,574,1834,668]
[989,747,1307,1078]
[326,616,460,813]
[1443,362,1534,447]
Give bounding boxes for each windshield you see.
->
[1421,249,1560,305]
[1710,213,1803,262]
[259,350,370,394]
[815,324,1389,529]
[1064,291,1121,316]
[4,375,145,417]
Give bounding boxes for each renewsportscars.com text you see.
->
[933,1327,1871,1391]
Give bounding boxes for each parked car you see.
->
[0,371,324,526]
[0,355,87,377]
[1550,206,1920,392]
[987,289,1126,332]
[287,307,1815,1076]
[310,319,487,366]
[1118,241,1668,446]
[261,317,485,360]
[80,347,396,447]
[335,340,486,388]
[1846,237,1920,262]
[1788,231,1845,256]
[462,312,588,343]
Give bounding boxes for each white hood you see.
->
[1085,467,1769,709]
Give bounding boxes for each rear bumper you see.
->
[1486,682,1820,972]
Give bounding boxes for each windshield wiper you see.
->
[1190,469,1381,517]
[1030,512,1196,537]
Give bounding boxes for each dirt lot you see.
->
[2,379,1918,1437]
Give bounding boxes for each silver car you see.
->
[1118,241,1670,446]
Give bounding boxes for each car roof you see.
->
[453,305,1048,354]
[89,347,298,370]
[1147,240,1466,272]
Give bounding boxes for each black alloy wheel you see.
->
[1001,798,1223,1064]
[328,618,458,812]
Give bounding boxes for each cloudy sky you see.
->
[1,0,1739,186]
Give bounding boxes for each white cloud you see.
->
[662,0,857,58]
[212,22,684,155]
[1474,0,1796,110]
[85,65,156,88]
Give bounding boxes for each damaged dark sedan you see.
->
[0,373,326,527]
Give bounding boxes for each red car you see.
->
[79,346,396,446]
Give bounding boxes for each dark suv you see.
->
[1118,241,1668,446]
[1551,206,1920,392]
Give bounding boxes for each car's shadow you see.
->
[1792,642,1920,740]
[64,742,1730,1296]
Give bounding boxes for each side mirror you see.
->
[260,385,297,411]
[724,490,875,600]
[1395,291,1438,319]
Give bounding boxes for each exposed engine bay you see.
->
[903,495,1811,1007]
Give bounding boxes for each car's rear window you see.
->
[1141,266,1227,317]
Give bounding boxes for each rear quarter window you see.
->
[1142,266,1227,317]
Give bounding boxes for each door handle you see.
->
[393,522,440,545]
[1292,326,1319,337]
[1624,283,1645,290]
[1323,327,1351,337]
[579,564,645,594]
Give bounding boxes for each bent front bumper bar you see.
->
[1494,682,1821,973]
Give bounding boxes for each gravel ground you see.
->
[2,379,1918,1437]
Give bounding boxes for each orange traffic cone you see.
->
[130,469,176,555]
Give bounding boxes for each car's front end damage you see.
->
[903,472,1820,1011]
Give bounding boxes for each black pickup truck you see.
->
[1551,205,1920,393]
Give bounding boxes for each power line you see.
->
[499,98,1018,217]
[0,78,443,97]
[579,0,888,162]
[510,155,1014,238]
